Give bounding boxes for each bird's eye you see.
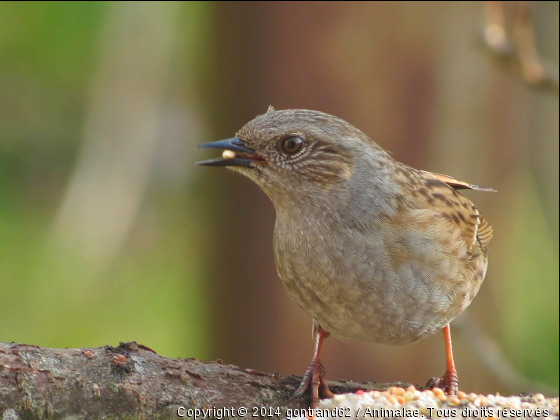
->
[281,136,304,154]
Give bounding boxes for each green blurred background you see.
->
[0,1,557,396]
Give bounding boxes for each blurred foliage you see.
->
[501,175,559,385]
[0,1,210,359]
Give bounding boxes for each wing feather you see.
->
[413,170,494,254]
[420,170,497,192]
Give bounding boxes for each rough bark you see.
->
[0,341,409,419]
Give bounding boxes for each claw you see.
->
[292,359,334,408]
[427,324,459,395]
[426,369,459,395]
[291,326,334,409]
[426,376,440,389]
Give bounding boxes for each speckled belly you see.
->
[273,221,487,345]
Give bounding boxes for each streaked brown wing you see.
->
[417,170,494,252]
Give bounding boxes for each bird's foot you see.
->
[426,370,459,395]
[292,359,334,409]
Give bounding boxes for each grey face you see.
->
[197,109,364,197]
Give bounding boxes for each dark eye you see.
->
[281,136,304,154]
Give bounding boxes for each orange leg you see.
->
[292,326,334,409]
[426,323,459,394]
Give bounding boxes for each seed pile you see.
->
[290,386,558,419]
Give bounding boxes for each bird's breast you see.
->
[272,211,487,345]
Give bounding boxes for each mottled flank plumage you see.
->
[197,108,494,406]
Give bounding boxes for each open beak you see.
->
[196,137,264,168]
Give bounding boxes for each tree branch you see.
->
[0,341,406,419]
[481,1,559,93]
[1,342,557,419]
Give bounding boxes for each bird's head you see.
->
[197,108,386,210]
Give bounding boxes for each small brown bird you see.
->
[198,108,494,408]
